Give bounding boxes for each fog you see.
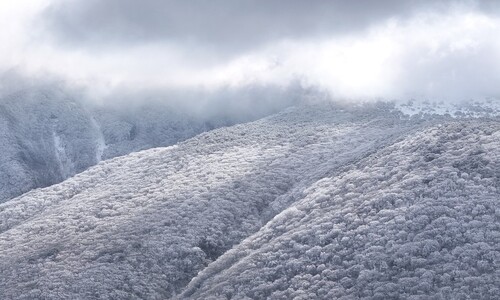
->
[1,0,500,111]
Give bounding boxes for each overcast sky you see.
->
[1,0,500,101]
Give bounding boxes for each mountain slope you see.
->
[0,103,419,299]
[1,103,498,299]
[0,88,233,203]
[0,88,108,203]
[182,120,500,299]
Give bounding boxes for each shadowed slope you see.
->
[0,88,245,203]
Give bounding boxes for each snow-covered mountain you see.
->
[1,102,498,299]
[182,119,500,299]
[0,88,101,202]
[394,98,500,118]
[0,87,283,203]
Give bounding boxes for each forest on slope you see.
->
[0,84,296,203]
[183,119,500,299]
[1,102,498,299]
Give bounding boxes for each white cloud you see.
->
[1,0,500,102]
[193,10,500,100]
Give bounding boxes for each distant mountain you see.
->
[0,87,263,203]
[0,102,498,299]
[393,97,500,118]
[0,88,102,202]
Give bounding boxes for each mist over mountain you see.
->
[1,0,500,299]
[0,77,301,202]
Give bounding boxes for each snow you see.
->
[394,98,500,118]
[90,115,107,162]
[0,89,101,202]
[52,131,75,178]
[182,119,500,299]
[0,87,250,202]
[0,100,499,299]
[0,102,417,299]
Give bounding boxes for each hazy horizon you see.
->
[1,0,500,106]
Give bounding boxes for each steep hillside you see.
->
[0,89,102,202]
[0,103,498,299]
[0,88,234,202]
[183,120,500,299]
[0,103,419,299]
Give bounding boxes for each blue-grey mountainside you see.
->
[3,1,500,299]
[0,86,290,203]
[0,103,499,299]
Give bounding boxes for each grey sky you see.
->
[43,0,464,53]
[1,0,499,101]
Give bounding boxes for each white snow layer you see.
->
[394,98,500,118]
[0,102,499,299]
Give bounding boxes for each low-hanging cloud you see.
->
[1,0,500,105]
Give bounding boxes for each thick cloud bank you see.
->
[1,0,500,102]
[42,0,447,51]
